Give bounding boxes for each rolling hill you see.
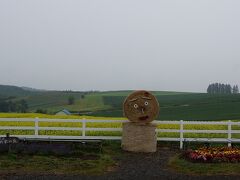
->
[1,85,240,120]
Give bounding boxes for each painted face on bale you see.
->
[123,90,159,123]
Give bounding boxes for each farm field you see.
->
[99,93,240,120]
[0,113,240,140]
[2,85,240,120]
[18,90,197,116]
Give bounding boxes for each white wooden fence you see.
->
[0,118,240,149]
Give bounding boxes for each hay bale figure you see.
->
[122,90,160,152]
[123,90,159,123]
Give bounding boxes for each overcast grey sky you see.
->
[0,0,239,92]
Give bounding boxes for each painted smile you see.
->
[139,115,149,121]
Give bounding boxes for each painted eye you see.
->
[134,104,138,109]
[144,101,149,106]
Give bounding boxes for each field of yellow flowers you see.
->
[0,113,240,139]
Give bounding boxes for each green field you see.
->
[91,93,240,120]
[19,92,240,120]
[24,90,195,115]
[2,85,240,120]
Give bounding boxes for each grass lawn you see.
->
[1,141,240,176]
[0,141,121,175]
[169,154,240,175]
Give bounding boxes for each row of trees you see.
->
[67,94,85,105]
[0,99,28,112]
[0,95,84,113]
[233,85,240,94]
[207,83,239,94]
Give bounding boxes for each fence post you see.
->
[82,118,86,138]
[35,117,39,137]
[180,120,184,149]
[228,120,232,147]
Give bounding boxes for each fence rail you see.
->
[0,118,240,149]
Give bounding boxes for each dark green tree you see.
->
[8,100,16,112]
[18,99,28,113]
[68,96,75,105]
[35,109,48,114]
[0,101,9,112]
[207,83,233,94]
[233,85,239,94]
[236,85,239,94]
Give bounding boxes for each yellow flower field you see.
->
[0,113,239,139]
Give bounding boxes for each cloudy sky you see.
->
[0,0,239,92]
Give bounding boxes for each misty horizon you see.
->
[1,1,240,93]
[0,83,202,93]
[2,83,239,94]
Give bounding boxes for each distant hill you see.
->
[21,86,46,92]
[0,85,39,97]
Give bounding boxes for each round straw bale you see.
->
[123,90,159,123]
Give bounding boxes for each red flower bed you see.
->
[183,147,240,163]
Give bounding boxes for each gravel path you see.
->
[2,147,240,180]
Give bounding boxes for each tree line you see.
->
[0,99,28,112]
[207,83,239,94]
